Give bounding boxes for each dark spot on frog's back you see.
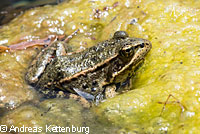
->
[92,81,98,86]
[82,83,89,89]
[129,39,136,42]
[140,43,145,48]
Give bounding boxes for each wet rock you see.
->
[0,50,38,109]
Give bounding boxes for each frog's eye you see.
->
[113,31,129,39]
[119,45,134,57]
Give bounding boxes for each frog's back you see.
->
[57,39,121,77]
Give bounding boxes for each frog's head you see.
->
[113,31,152,64]
[111,31,152,82]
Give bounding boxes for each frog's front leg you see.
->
[103,77,132,99]
[104,85,117,99]
[88,85,118,105]
[25,41,67,85]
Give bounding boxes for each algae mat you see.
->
[0,0,200,133]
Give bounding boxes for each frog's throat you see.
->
[110,46,150,82]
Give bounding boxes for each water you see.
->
[0,0,66,25]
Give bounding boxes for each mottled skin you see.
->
[25,31,152,101]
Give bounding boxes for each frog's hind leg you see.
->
[25,41,67,85]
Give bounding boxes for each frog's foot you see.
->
[158,94,187,116]
[69,94,92,108]
[104,84,117,99]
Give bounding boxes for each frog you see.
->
[25,31,152,102]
